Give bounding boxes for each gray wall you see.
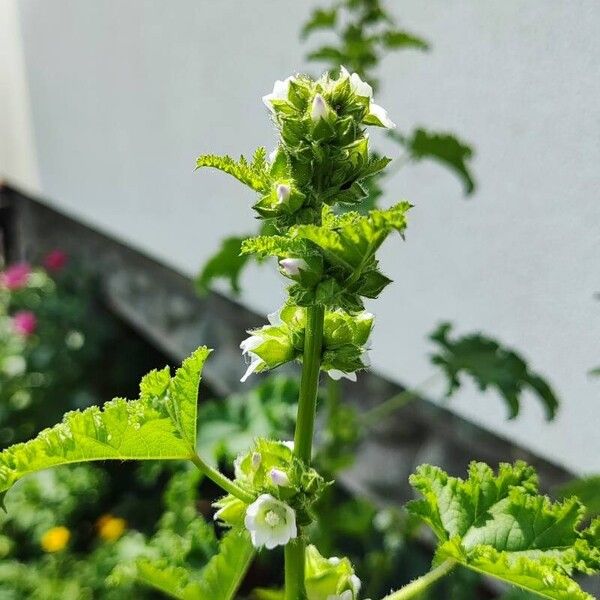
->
[12,1,600,474]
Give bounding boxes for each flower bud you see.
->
[269,468,290,487]
[279,258,309,278]
[311,94,329,121]
[252,452,262,470]
[276,183,291,204]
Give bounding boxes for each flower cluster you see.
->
[240,306,373,382]
[214,439,327,549]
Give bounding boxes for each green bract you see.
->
[305,544,361,600]
[0,347,211,497]
[240,306,373,382]
[408,461,600,600]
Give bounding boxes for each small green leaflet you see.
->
[196,236,251,295]
[430,322,559,420]
[0,347,211,496]
[196,148,270,193]
[301,7,337,39]
[408,461,600,600]
[381,30,430,51]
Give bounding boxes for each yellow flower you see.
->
[40,526,70,553]
[97,514,127,542]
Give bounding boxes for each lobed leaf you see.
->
[0,347,211,496]
[430,322,559,420]
[408,461,599,599]
[301,8,337,39]
[196,148,271,192]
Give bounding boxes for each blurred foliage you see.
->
[557,475,600,520]
[430,322,559,420]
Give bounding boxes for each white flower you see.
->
[350,574,361,595]
[282,440,294,451]
[327,369,357,382]
[262,76,295,112]
[269,468,290,487]
[276,183,291,204]
[311,94,328,121]
[240,335,264,382]
[268,147,279,163]
[244,494,297,549]
[340,66,373,98]
[368,102,396,129]
[279,258,309,277]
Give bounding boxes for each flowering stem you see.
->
[189,452,254,504]
[381,560,456,600]
[285,303,325,600]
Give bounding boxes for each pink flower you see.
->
[12,311,38,336]
[43,250,68,272]
[0,263,31,290]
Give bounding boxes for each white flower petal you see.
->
[240,355,262,383]
[327,369,357,382]
[369,102,396,128]
[350,72,373,98]
[262,76,295,111]
[244,494,297,550]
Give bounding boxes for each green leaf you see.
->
[241,235,309,260]
[408,461,600,600]
[196,236,251,295]
[195,529,255,600]
[381,30,430,51]
[403,128,476,196]
[0,347,211,495]
[301,8,337,39]
[196,148,270,192]
[430,322,559,420]
[557,476,600,520]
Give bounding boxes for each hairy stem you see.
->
[286,304,325,600]
[190,452,254,504]
[382,559,456,600]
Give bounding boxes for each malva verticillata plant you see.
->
[0,70,598,600]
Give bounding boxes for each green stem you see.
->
[286,304,325,600]
[189,452,254,504]
[360,372,441,427]
[381,560,456,600]
[293,304,325,463]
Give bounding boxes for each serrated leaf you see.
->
[0,347,211,496]
[195,529,255,600]
[196,148,270,192]
[241,235,309,260]
[381,30,430,51]
[408,461,599,600]
[430,322,559,420]
[196,236,251,295]
[135,560,198,600]
[403,128,476,195]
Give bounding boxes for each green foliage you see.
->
[196,148,270,193]
[195,236,251,295]
[197,376,298,465]
[430,322,559,419]
[408,461,600,599]
[0,347,211,496]
[557,475,600,520]
[399,128,476,195]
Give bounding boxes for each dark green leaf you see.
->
[196,237,251,295]
[381,30,430,51]
[430,322,559,420]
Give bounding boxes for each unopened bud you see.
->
[279,258,308,278]
[276,184,291,204]
[252,452,262,470]
[311,94,328,121]
[269,468,290,487]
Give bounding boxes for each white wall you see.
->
[7,1,600,474]
[0,0,39,192]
